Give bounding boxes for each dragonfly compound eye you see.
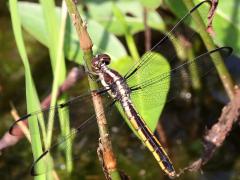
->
[98,54,111,65]
[92,54,111,72]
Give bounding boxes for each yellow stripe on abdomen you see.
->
[124,103,176,177]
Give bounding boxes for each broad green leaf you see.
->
[130,52,170,131]
[86,0,166,35]
[18,2,127,64]
[165,0,240,56]
[112,53,170,134]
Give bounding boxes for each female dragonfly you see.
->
[9,0,232,178]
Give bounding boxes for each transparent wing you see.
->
[129,47,232,131]
[9,89,108,136]
[119,0,232,131]
[8,89,114,176]
[30,110,95,176]
[125,0,211,85]
[29,96,115,176]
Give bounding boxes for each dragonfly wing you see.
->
[129,47,232,132]
[30,113,96,176]
[124,0,212,83]
[8,89,116,176]
[9,90,101,136]
[121,2,205,132]
[121,0,232,132]
[128,52,170,131]
[30,96,115,176]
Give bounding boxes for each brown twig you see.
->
[183,86,240,173]
[207,0,218,36]
[64,0,121,179]
[92,91,119,179]
[143,7,151,51]
[10,103,31,141]
[155,121,168,149]
[0,106,27,150]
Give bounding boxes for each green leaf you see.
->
[112,4,140,61]
[112,53,170,134]
[18,2,127,64]
[165,0,240,56]
[131,52,170,131]
[9,0,46,178]
[86,0,166,35]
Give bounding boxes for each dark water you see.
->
[1,1,240,180]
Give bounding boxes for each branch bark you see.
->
[183,87,240,173]
[64,1,121,179]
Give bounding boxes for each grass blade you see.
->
[9,0,46,179]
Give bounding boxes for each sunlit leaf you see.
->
[18,2,127,64]
[112,53,170,134]
[86,0,165,35]
[130,52,170,131]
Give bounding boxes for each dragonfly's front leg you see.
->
[85,68,101,82]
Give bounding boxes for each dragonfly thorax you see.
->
[92,54,131,101]
[101,69,131,102]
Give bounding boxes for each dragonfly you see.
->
[9,0,232,178]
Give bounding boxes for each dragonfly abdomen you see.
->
[122,100,176,177]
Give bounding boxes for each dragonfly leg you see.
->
[85,69,100,82]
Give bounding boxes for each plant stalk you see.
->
[184,0,235,100]
[64,0,121,179]
[9,0,45,179]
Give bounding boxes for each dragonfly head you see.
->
[92,54,111,72]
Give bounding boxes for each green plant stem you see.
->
[187,46,202,91]
[143,7,151,51]
[112,4,140,61]
[126,34,140,61]
[9,0,45,179]
[173,34,202,91]
[37,0,71,177]
[54,1,72,173]
[38,0,67,149]
[184,0,235,100]
[64,1,121,179]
